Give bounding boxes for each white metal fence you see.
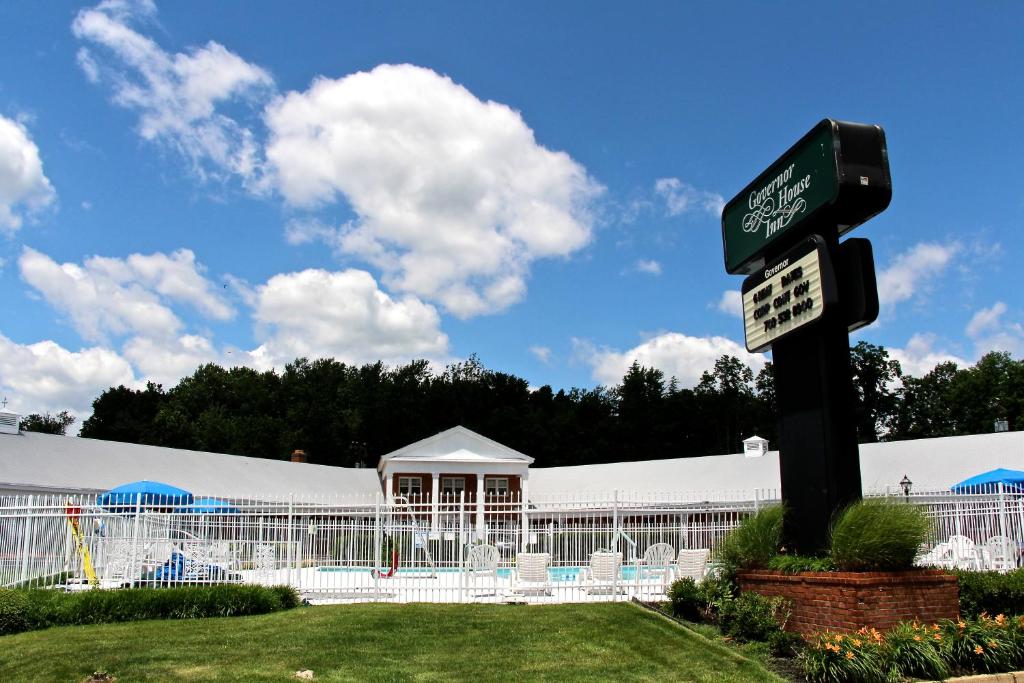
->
[2,485,1021,604]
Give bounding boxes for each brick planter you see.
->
[737,569,959,636]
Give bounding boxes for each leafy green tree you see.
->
[849,342,903,442]
[81,383,166,443]
[19,410,76,435]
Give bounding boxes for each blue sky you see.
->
[0,0,1021,420]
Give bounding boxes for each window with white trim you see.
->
[485,477,509,496]
[398,476,422,495]
[441,477,466,495]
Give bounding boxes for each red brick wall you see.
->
[737,570,959,636]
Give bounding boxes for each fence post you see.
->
[998,482,1009,571]
[128,494,142,587]
[286,493,295,588]
[373,494,382,598]
[19,494,34,586]
[458,490,465,604]
[613,490,619,601]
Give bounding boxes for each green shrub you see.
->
[801,631,888,683]
[956,568,1024,618]
[3,584,298,636]
[829,499,932,571]
[715,505,784,576]
[0,589,30,635]
[767,629,804,658]
[696,574,736,621]
[667,577,702,621]
[718,591,790,643]
[880,621,948,680]
[767,554,835,574]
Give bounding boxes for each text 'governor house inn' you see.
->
[376,426,533,539]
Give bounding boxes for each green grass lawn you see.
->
[0,602,784,682]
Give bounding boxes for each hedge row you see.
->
[956,568,1024,618]
[0,584,300,636]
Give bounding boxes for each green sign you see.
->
[721,120,840,274]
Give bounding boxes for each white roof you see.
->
[1,429,1020,501]
[377,426,533,470]
[0,431,381,501]
[528,431,1024,497]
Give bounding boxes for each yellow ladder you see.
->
[65,504,99,586]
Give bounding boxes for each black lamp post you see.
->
[899,474,912,501]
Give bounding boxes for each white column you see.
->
[431,473,440,533]
[385,474,393,503]
[476,475,486,540]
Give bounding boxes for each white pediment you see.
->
[378,426,533,469]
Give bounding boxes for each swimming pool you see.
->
[317,565,644,582]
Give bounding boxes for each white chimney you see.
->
[742,435,768,458]
[0,402,19,435]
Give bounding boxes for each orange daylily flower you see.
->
[974,645,984,655]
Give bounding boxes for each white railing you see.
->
[1,486,1020,604]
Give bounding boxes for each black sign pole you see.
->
[768,226,862,554]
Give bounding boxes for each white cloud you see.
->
[965,302,1024,357]
[574,332,765,388]
[72,0,273,181]
[249,268,449,367]
[877,241,959,308]
[888,333,970,377]
[18,247,232,342]
[122,333,219,387]
[633,259,662,276]
[0,331,136,418]
[653,177,723,217]
[0,115,56,233]
[716,290,743,318]
[529,345,552,364]
[263,64,602,318]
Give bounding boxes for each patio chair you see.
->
[585,550,623,594]
[984,536,1019,571]
[675,548,710,582]
[639,543,676,590]
[514,552,551,596]
[465,543,500,594]
[948,535,981,570]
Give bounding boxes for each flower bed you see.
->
[737,569,958,636]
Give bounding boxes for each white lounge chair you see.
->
[639,543,676,590]
[675,548,710,582]
[585,550,623,594]
[465,543,500,594]
[514,552,551,596]
[920,536,980,570]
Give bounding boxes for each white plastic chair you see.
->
[949,535,981,570]
[985,536,1019,571]
[675,548,710,582]
[585,550,623,594]
[514,552,551,596]
[639,543,676,590]
[465,544,500,594]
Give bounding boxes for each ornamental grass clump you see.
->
[715,504,784,576]
[829,499,932,571]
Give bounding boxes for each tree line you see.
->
[21,344,1017,467]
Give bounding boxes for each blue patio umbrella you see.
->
[173,497,241,515]
[951,468,1024,493]
[98,480,193,509]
